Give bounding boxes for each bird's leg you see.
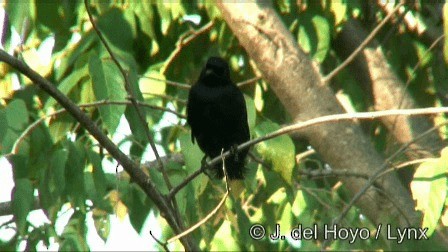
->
[230,144,239,162]
[201,155,213,178]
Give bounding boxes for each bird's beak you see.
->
[205,69,213,76]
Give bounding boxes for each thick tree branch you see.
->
[333,19,445,158]
[217,0,420,229]
[0,50,195,251]
[83,2,191,246]
[323,2,403,83]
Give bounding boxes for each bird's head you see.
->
[200,57,231,86]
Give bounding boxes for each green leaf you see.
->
[50,149,68,197]
[60,211,89,251]
[87,150,110,210]
[210,220,239,251]
[139,70,166,98]
[134,3,157,40]
[414,41,432,68]
[298,14,331,62]
[35,2,59,31]
[6,99,28,131]
[443,3,448,64]
[279,202,293,250]
[244,95,256,137]
[165,2,186,20]
[276,0,291,14]
[0,109,8,151]
[125,106,149,157]
[444,3,448,64]
[1,129,20,155]
[291,190,307,218]
[64,141,87,210]
[38,148,67,222]
[203,1,221,20]
[45,64,89,109]
[167,162,188,216]
[12,178,34,236]
[267,187,287,205]
[330,1,347,26]
[254,120,295,185]
[124,184,151,233]
[97,8,136,51]
[56,33,96,80]
[48,113,73,143]
[9,155,29,182]
[88,53,126,134]
[179,132,208,196]
[218,21,235,55]
[93,209,110,242]
[410,147,448,237]
[5,2,34,36]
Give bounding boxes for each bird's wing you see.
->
[222,85,250,141]
[187,86,199,144]
[235,88,250,141]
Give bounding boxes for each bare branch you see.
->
[162,21,215,75]
[83,2,191,243]
[10,100,184,156]
[323,2,404,83]
[167,149,230,245]
[169,106,448,199]
[0,49,191,250]
[322,120,448,249]
[139,75,191,90]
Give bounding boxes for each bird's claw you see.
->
[230,144,239,162]
[201,156,213,178]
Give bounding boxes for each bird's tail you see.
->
[214,149,248,180]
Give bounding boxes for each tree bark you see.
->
[217,1,420,227]
[334,19,444,158]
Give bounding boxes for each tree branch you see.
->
[83,2,190,244]
[217,0,420,230]
[323,2,404,83]
[0,50,195,251]
[168,106,448,200]
[333,19,445,159]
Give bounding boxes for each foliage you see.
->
[0,1,447,251]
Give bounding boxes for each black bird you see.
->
[187,57,250,180]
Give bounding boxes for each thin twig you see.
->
[295,148,316,163]
[378,121,448,179]
[0,49,192,250]
[323,2,404,83]
[140,74,260,90]
[250,148,370,180]
[298,169,370,180]
[392,158,436,170]
[141,92,187,105]
[169,106,448,198]
[149,230,170,252]
[162,21,215,75]
[299,186,334,210]
[237,76,262,88]
[84,1,180,227]
[387,33,445,145]
[84,0,168,178]
[11,100,184,155]
[321,120,448,249]
[139,75,191,90]
[167,149,230,245]
[167,168,203,200]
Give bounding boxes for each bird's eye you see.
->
[213,66,224,76]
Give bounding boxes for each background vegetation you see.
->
[1,1,448,251]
